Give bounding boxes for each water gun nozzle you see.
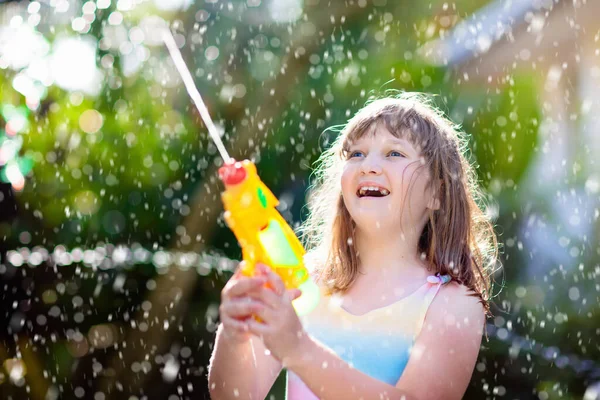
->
[218,159,247,185]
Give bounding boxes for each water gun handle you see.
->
[218,159,320,316]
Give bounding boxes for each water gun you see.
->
[161,29,319,316]
[218,159,320,316]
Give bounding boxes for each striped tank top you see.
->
[286,273,452,399]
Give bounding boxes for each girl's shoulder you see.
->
[437,280,482,301]
[428,281,486,327]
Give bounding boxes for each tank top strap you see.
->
[414,273,452,337]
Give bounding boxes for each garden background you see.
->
[0,0,599,398]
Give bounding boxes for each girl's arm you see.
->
[285,283,485,400]
[208,324,282,400]
[394,283,486,399]
[209,268,287,400]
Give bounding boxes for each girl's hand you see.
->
[218,262,269,344]
[246,264,305,366]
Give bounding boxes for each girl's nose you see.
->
[359,155,383,175]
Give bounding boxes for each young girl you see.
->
[208,93,498,400]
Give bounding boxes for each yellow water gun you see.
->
[218,159,320,316]
[162,29,319,316]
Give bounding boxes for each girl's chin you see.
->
[356,195,390,202]
[350,200,394,215]
[353,198,393,209]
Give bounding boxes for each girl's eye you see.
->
[349,151,364,158]
[388,151,404,157]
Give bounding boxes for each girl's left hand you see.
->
[246,263,305,366]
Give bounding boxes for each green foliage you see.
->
[465,76,540,191]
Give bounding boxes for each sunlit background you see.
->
[0,0,599,399]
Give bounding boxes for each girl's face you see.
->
[340,126,437,235]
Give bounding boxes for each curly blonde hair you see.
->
[300,92,499,316]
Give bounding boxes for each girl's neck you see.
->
[354,227,428,277]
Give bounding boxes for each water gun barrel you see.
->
[218,159,320,316]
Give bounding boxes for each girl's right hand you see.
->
[219,264,268,344]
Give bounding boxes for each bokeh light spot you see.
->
[74,190,100,215]
[79,109,104,134]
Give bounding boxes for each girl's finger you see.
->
[287,288,302,301]
[251,301,275,323]
[256,264,286,296]
[246,286,281,308]
[220,298,265,319]
[246,317,269,337]
[220,314,249,334]
[224,276,267,299]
